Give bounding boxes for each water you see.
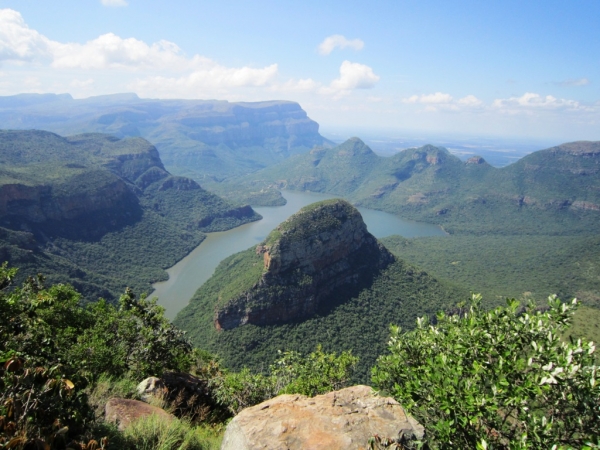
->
[152,190,445,319]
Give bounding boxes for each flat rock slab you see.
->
[105,398,173,431]
[221,385,423,450]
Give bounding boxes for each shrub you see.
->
[372,294,600,449]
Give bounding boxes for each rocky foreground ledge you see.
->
[221,385,424,450]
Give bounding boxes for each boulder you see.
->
[105,398,173,431]
[220,385,423,450]
[137,376,167,402]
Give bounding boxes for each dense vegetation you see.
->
[0,264,359,449]
[175,248,467,382]
[373,295,600,449]
[0,130,260,302]
[220,138,600,235]
[381,234,600,344]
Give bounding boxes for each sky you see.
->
[0,0,599,142]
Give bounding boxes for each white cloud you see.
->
[51,33,189,70]
[318,35,364,55]
[328,60,379,91]
[0,9,52,62]
[130,64,279,97]
[403,92,453,104]
[457,95,483,107]
[101,0,128,7]
[492,92,587,112]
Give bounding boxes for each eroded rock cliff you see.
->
[214,199,394,330]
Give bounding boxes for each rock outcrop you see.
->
[105,398,173,431]
[220,385,424,450]
[214,200,394,330]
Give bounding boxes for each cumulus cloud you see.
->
[318,35,364,55]
[0,9,52,62]
[130,63,279,97]
[101,0,128,6]
[328,60,379,90]
[51,33,190,70]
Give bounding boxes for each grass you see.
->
[122,415,223,450]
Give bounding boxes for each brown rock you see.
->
[214,200,394,330]
[220,385,423,450]
[105,398,173,431]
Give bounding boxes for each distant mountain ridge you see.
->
[224,138,600,235]
[0,129,260,301]
[0,93,333,181]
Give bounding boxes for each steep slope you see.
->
[0,93,332,180]
[0,130,260,301]
[175,200,466,381]
[223,138,600,235]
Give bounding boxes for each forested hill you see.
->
[0,129,260,301]
[223,138,600,235]
[0,93,333,181]
[175,200,466,382]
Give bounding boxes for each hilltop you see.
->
[0,93,333,181]
[0,129,260,301]
[175,199,466,381]
[221,138,600,235]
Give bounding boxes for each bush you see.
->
[372,295,600,449]
[0,263,197,447]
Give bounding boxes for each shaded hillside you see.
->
[175,200,466,381]
[0,130,260,301]
[0,93,332,180]
[223,138,600,235]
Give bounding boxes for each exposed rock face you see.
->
[105,398,173,431]
[0,172,141,239]
[220,385,424,450]
[137,377,167,402]
[215,200,394,330]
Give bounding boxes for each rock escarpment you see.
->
[0,130,259,240]
[214,199,394,330]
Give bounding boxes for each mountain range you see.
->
[0,93,332,181]
[220,137,600,235]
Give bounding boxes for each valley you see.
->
[1,95,599,450]
[152,189,445,319]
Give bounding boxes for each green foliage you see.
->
[0,130,259,303]
[120,415,222,450]
[206,346,358,415]
[270,345,358,397]
[372,295,600,449]
[381,234,600,342]
[176,257,465,383]
[0,264,196,447]
[221,138,600,235]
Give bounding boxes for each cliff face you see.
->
[0,171,141,239]
[214,200,394,330]
[0,130,260,241]
[0,95,333,180]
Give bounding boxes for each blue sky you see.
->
[0,0,599,141]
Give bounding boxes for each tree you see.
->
[372,295,599,449]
